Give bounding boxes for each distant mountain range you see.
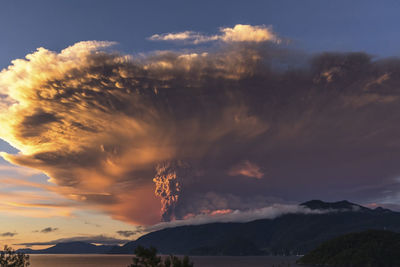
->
[18,241,116,254]
[19,200,400,255]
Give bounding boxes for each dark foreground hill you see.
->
[297,230,400,266]
[110,200,400,255]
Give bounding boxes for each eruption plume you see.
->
[153,161,191,221]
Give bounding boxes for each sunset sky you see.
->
[2,0,400,249]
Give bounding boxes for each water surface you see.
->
[29,254,303,267]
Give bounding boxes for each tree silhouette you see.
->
[0,245,30,267]
[163,255,193,267]
[128,246,193,267]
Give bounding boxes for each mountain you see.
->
[110,200,400,255]
[18,242,117,254]
[18,200,400,256]
[297,230,400,266]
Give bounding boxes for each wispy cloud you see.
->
[0,164,41,176]
[1,232,17,237]
[149,31,217,44]
[84,221,101,228]
[149,24,280,44]
[228,160,264,179]
[116,230,136,238]
[0,187,77,218]
[33,227,58,233]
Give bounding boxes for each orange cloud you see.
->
[2,33,397,226]
[0,40,270,224]
[0,192,75,218]
[228,160,264,179]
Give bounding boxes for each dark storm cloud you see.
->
[19,111,60,138]
[2,29,400,225]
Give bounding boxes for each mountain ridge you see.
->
[111,200,400,255]
[18,200,400,255]
[300,199,367,211]
[18,241,117,254]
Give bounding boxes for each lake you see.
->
[29,254,303,267]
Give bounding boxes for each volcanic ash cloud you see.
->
[0,40,268,224]
[1,34,400,224]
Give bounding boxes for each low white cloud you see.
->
[138,204,328,235]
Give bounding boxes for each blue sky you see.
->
[1,0,400,72]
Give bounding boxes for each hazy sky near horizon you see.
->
[2,0,400,249]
